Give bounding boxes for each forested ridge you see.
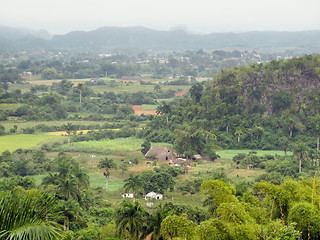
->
[142,54,320,151]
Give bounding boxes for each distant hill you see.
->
[0,25,320,51]
[0,25,51,41]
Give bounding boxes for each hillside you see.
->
[141,54,320,152]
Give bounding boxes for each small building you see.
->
[192,154,203,161]
[145,192,163,201]
[121,193,134,198]
[145,146,176,161]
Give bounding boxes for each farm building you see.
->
[145,146,176,161]
[145,192,163,200]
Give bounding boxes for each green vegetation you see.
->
[0,134,58,153]
[1,51,320,239]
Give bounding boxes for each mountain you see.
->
[0,25,51,40]
[0,25,320,51]
[47,27,320,51]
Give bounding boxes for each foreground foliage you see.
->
[0,188,65,240]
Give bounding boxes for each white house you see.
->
[121,193,134,198]
[145,192,163,200]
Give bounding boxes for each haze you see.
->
[2,0,320,34]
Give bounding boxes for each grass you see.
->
[217,149,292,159]
[0,134,60,153]
[90,83,190,94]
[89,172,124,191]
[141,104,157,110]
[0,120,108,132]
[0,103,24,111]
[57,137,145,154]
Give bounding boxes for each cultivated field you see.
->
[0,134,60,153]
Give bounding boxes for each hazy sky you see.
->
[1,0,320,34]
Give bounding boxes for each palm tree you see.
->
[56,200,82,231]
[98,158,117,192]
[123,174,144,200]
[293,142,309,174]
[115,200,147,240]
[42,172,59,186]
[234,128,243,143]
[57,175,80,201]
[0,188,65,240]
[73,166,90,189]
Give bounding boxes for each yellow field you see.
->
[46,130,92,136]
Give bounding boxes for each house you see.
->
[192,154,203,161]
[145,192,163,200]
[145,146,176,161]
[121,193,134,198]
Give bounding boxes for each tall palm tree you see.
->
[115,201,147,240]
[0,188,65,240]
[98,158,117,192]
[123,174,144,200]
[293,142,309,174]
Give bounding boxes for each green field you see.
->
[0,120,109,132]
[57,137,145,154]
[216,149,292,159]
[141,104,157,110]
[0,103,24,111]
[0,134,60,153]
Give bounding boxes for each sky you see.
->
[1,0,320,35]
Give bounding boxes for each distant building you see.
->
[145,192,163,200]
[145,146,176,161]
[121,193,134,198]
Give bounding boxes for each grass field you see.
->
[141,104,157,110]
[57,137,145,154]
[0,103,24,111]
[0,134,60,153]
[90,83,190,94]
[0,120,109,132]
[217,149,291,159]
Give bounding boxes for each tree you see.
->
[115,200,147,240]
[310,114,320,152]
[0,188,65,240]
[234,128,243,143]
[141,140,151,155]
[98,158,116,192]
[201,179,238,215]
[288,202,320,240]
[146,204,172,240]
[160,214,196,240]
[156,102,172,124]
[63,122,75,144]
[189,82,203,102]
[123,174,144,199]
[57,175,80,201]
[293,142,309,174]
[278,136,290,157]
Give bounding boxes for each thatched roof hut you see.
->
[145,146,176,161]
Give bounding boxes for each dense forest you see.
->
[142,55,320,151]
